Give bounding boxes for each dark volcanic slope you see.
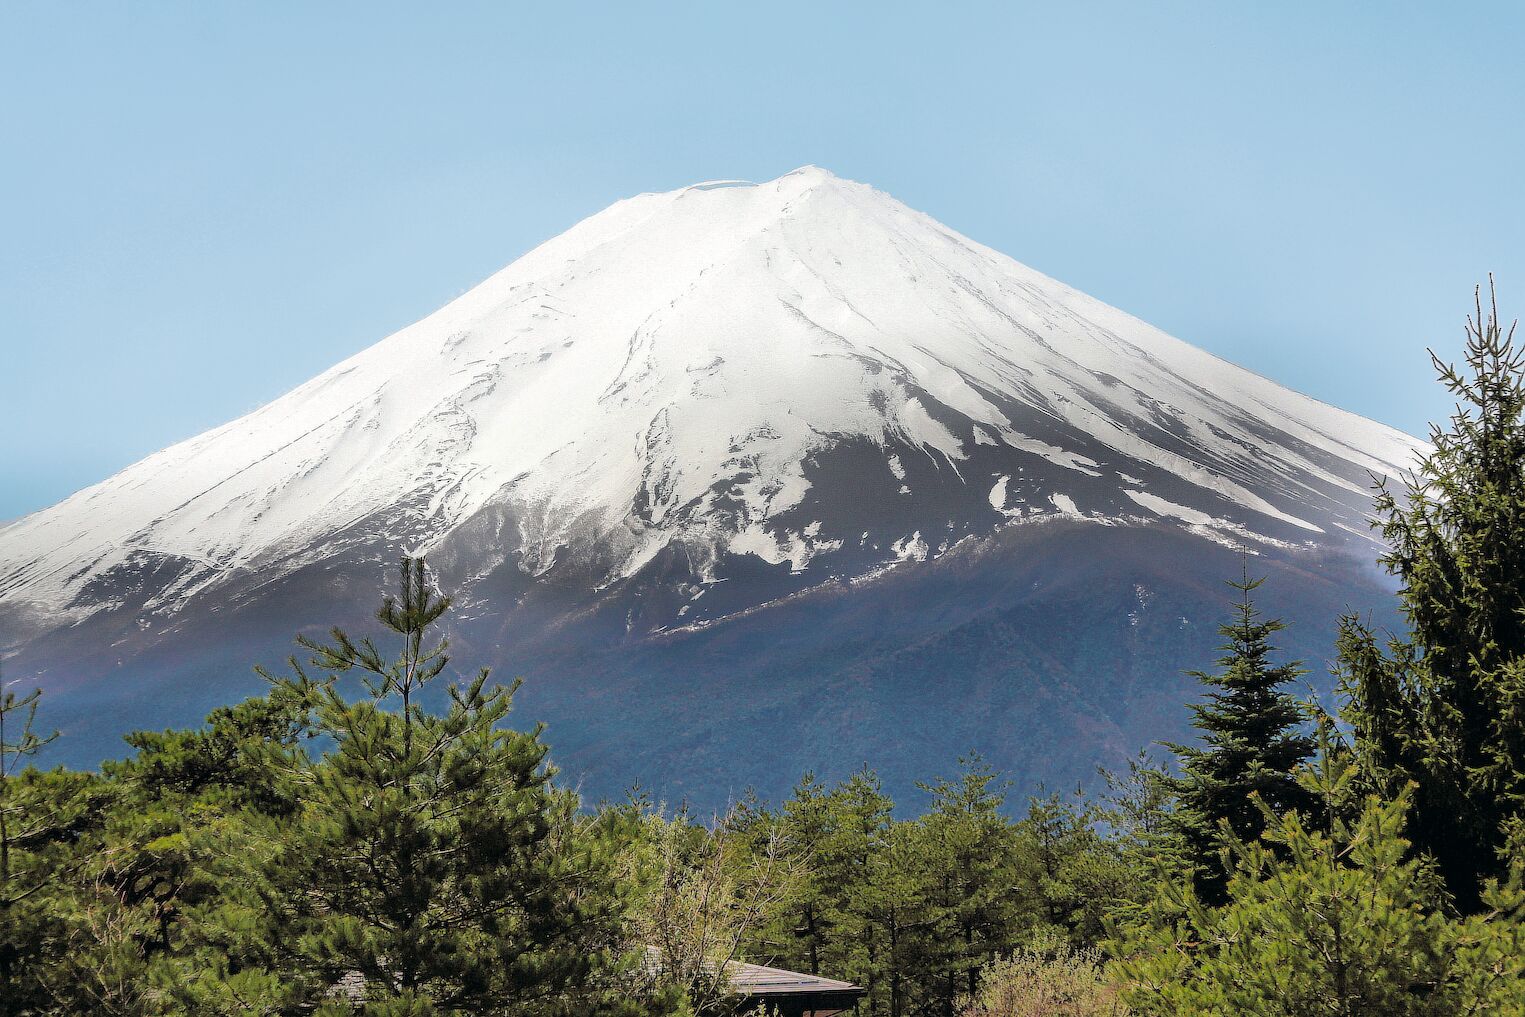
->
[22,518,1399,810]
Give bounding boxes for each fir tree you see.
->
[1341,278,1525,911]
[1165,566,1313,901]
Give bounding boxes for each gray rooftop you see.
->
[727,959,860,996]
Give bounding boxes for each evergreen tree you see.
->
[60,690,321,1015]
[763,769,898,1015]
[243,558,657,1015]
[1114,727,1525,1016]
[116,685,313,813]
[1015,790,1132,948]
[1098,751,1179,880]
[0,679,95,1017]
[1341,279,1525,910]
[1165,567,1313,901]
[772,772,835,977]
[752,762,1136,1015]
[915,755,1021,1016]
[869,820,933,1017]
[828,768,896,1014]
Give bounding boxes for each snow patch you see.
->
[1049,493,1081,515]
[899,398,966,464]
[988,476,1009,511]
[1124,490,1215,527]
[891,532,929,562]
[1002,432,1103,477]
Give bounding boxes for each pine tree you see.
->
[870,820,933,1017]
[773,772,835,977]
[829,769,896,1015]
[1015,790,1132,948]
[915,754,1021,1016]
[243,557,656,1015]
[1114,726,1525,1016]
[1341,278,1525,911]
[766,769,897,1015]
[50,689,322,1015]
[1165,566,1313,901]
[0,677,94,1017]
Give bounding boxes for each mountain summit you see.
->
[0,168,1419,802]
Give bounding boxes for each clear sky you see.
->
[4,2,1523,520]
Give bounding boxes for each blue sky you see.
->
[4,2,1523,519]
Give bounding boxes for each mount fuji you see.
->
[0,167,1420,805]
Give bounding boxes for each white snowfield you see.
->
[0,166,1423,624]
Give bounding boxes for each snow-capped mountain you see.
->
[0,168,1421,803]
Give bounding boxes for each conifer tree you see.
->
[915,754,1020,1015]
[0,678,94,1017]
[1165,566,1312,901]
[246,557,655,1015]
[828,769,895,1014]
[1099,751,1179,875]
[773,772,835,977]
[1015,789,1132,947]
[56,689,322,1015]
[870,820,933,1017]
[766,769,897,1014]
[1115,725,1525,1016]
[1341,279,1525,910]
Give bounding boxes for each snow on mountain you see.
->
[0,166,1421,639]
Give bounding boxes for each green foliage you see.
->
[633,802,796,1016]
[958,936,1128,1017]
[1097,752,1179,877]
[764,767,898,1005]
[1113,726,1525,1015]
[0,676,101,1017]
[0,560,688,1017]
[237,557,661,1015]
[1341,279,1525,909]
[1163,567,1313,902]
[741,758,1138,1017]
[918,754,1020,999]
[1015,791,1139,949]
[2,556,1521,1017]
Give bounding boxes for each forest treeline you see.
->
[4,284,1525,1015]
